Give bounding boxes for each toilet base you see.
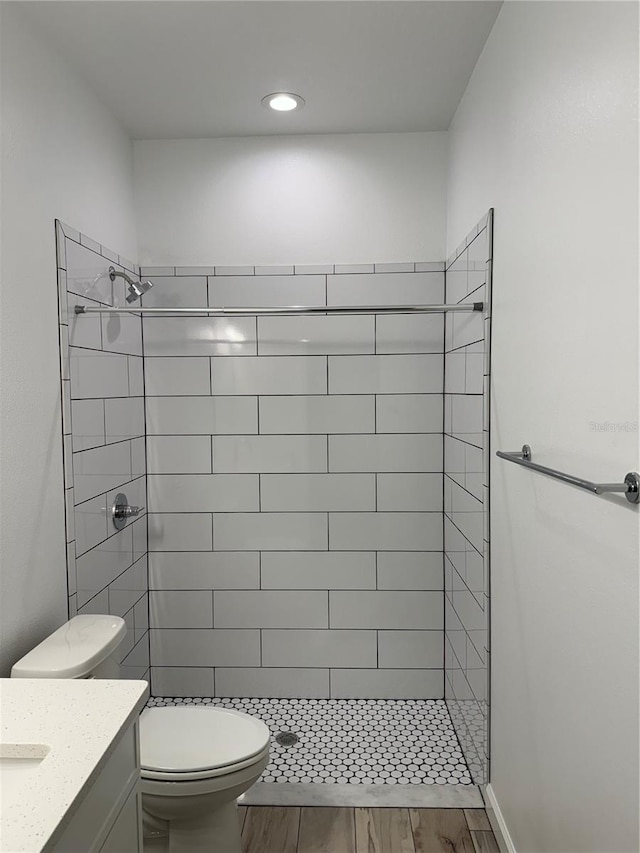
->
[141,750,268,853]
[143,801,242,853]
[142,831,169,853]
[172,801,242,853]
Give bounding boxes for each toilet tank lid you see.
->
[11,615,126,679]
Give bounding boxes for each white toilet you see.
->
[11,614,270,853]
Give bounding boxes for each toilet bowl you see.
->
[139,705,269,853]
[11,615,270,853]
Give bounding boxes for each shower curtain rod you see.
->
[74,302,484,316]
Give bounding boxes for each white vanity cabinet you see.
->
[98,785,142,853]
[53,721,143,853]
[0,679,148,853]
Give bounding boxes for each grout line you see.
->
[73,429,145,455]
[141,391,443,399]
[139,352,447,360]
[441,272,449,678]
[148,629,444,636]
[137,307,151,667]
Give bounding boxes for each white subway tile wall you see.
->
[443,211,492,786]
[56,221,149,681]
[59,236,490,722]
[144,263,447,700]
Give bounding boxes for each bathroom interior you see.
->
[0,2,638,852]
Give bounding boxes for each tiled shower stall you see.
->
[143,261,446,701]
[56,211,492,785]
[444,219,492,784]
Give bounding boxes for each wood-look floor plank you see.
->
[242,806,300,853]
[410,808,475,853]
[355,807,415,853]
[297,807,356,853]
[238,805,248,832]
[470,830,501,853]
[464,809,492,831]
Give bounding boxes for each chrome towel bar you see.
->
[496,445,639,504]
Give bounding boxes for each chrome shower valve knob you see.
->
[111,493,145,530]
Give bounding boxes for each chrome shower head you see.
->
[125,278,153,303]
[108,266,153,304]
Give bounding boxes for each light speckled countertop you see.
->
[0,678,149,852]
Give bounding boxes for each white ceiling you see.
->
[23,1,502,139]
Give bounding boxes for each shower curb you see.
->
[241,782,483,808]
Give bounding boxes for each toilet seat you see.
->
[139,706,270,782]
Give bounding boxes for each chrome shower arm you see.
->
[108,265,137,286]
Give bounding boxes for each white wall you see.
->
[134,133,447,266]
[447,3,639,852]
[0,5,137,675]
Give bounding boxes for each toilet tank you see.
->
[11,615,127,679]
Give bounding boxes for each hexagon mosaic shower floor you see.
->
[146,697,472,786]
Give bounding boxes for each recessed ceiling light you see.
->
[262,92,305,112]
